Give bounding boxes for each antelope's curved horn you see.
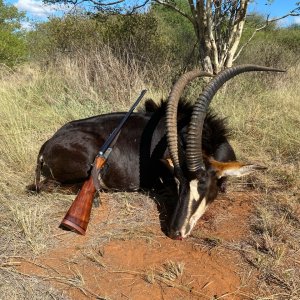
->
[166,70,213,177]
[186,65,285,174]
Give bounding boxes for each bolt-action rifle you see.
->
[60,90,147,235]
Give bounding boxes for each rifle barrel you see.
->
[98,89,147,155]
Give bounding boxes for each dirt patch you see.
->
[16,191,259,299]
[196,191,257,241]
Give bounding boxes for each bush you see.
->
[27,6,197,73]
[237,28,300,68]
[27,15,103,62]
[0,0,27,67]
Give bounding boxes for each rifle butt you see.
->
[60,176,96,235]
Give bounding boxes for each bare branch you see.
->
[234,7,300,62]
[128,0,151,14]
[224,0,248,67]
[90,0,125,5]
[154,0,194,23]
[187,0,196,22]
[196,0,206,35]
[233,20,267,62]
[206,0,219,70]
[46,0,125,5]
[219,0,245,66]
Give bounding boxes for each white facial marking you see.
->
[183,197,207,238]
[180,180,201,238]
[189,179,200,202]
[181,179,208,238]
[191,197,207,230]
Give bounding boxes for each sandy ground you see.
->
[17,190,259,299]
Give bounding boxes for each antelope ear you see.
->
[160,159,174,173]
[209,159,267,178]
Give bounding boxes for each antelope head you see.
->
[166,65,285,239]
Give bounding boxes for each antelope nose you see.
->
[169,229,183,240]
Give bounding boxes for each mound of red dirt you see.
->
[18,191,258,299]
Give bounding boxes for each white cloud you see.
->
[20,20,34,30]
[294,16,300,24]
[15,0,68,18]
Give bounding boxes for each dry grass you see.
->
[208,65,300,299]
[0,49,299,299]
[0,48,164,298]
[239,193,300,299]
[144,260,185,284]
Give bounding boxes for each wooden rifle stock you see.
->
[60,156,105,235]
[59,90,147,235]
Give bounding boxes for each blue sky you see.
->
[6,0,300,26]
[249,0,300,26]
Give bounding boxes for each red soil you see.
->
[18,191,258,299]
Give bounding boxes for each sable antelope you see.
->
[30,65,284,239]
[165,65,284,239]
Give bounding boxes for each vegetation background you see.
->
[0,0,299,299]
